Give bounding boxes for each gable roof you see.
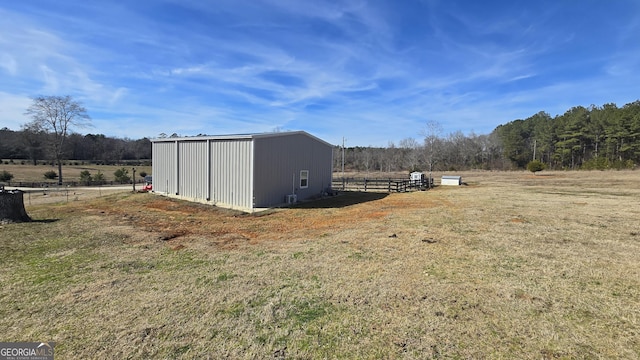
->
[150,131,333,147]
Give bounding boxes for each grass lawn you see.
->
[1,170,639,358]
[0,162,152,184]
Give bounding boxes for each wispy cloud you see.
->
[1,1,639,146]
[0,92,34,130]
[0,54,17,75]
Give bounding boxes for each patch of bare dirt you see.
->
[83,191,446,250]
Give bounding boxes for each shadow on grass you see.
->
[30,219,60,223]
[293,191,389,209]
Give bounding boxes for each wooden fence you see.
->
[332,178,433,192]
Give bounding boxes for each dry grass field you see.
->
[0,162,152,183]
[1,170,639,359]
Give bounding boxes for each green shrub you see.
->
[114,167,131,183]
[93,171,106,185]
[581,157,610,170]
[527,160,546,173]
[44,170,58,180]
[80,170,92,185]
[0,170,14,182]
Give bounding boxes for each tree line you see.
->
[333,131,507,174]
[0,128,151,165]
[496,101,640,170]
[337,101,640,173]
[2,95,639,178]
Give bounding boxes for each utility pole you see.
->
[533,139,537,161]
[341,137,346,190]
[132,167,136,192]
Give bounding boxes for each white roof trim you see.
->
[150,131,333,147]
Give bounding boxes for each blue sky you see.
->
[1,0,639,146]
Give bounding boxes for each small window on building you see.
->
[300,170,309,189]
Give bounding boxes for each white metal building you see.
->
[151,131,334,211]
[441,175,462,186]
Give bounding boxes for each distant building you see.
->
[441,175,462,186]
[151,131,333,211]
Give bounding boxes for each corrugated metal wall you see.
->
[178,141,208,200]
[152,141,177,195]
[209,139,253,210]
[152,132,332,210]
[253,133,333,207]
[152,138,253,210]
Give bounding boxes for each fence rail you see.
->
[1,180,144,188]
[332,177,433,192]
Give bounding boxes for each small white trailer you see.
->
[441,175,462,186]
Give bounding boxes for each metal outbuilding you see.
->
[151,131,334,211]
[441,175,462,186]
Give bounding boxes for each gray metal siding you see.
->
[209,139,253,210]
[152,141,177,195]
[177,141,208,200]
[253,133,333,207]
[152,131,332,211]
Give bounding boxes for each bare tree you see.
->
[20,123,46,165]
[420,120,442,186]
[361,147,373,174]
[398,137,421,171]
[24,95,91,184]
